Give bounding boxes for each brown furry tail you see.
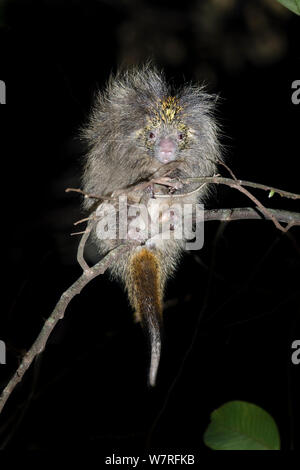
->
[127,248,163,386]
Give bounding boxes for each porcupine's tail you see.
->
[127,248,163,386]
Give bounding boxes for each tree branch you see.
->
[203,207,300,225]
[184,176,300,200]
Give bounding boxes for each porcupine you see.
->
[81,65,221,386]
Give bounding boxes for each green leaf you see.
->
[204,401,280,450]
[268,190,275,198]
[276,0,300,15]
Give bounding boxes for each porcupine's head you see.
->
[82,64,221,201]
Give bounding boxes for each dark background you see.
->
[0,0,299,453]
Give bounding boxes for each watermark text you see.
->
[0,80,6,104]
[95,196,204,251]
[291,80,300,105]
[0,340,6,364]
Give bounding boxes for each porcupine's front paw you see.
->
[156,176,183,192]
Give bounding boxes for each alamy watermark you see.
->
[291,340,300,365]
[0,80,6,104]
[95,195,204,251]
[291,80,300,105]
[0,340,6,365]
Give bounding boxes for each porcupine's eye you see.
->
[178,132,184,140]
[148,131,156,140]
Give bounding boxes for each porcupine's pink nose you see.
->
[158,137,176,163]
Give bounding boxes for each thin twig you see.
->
[203,207,300,226]
[71,231,87,236]
[74,216,93,226]
[76,214,100,270]
[184,176,300,200]
[65,187,103,200]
